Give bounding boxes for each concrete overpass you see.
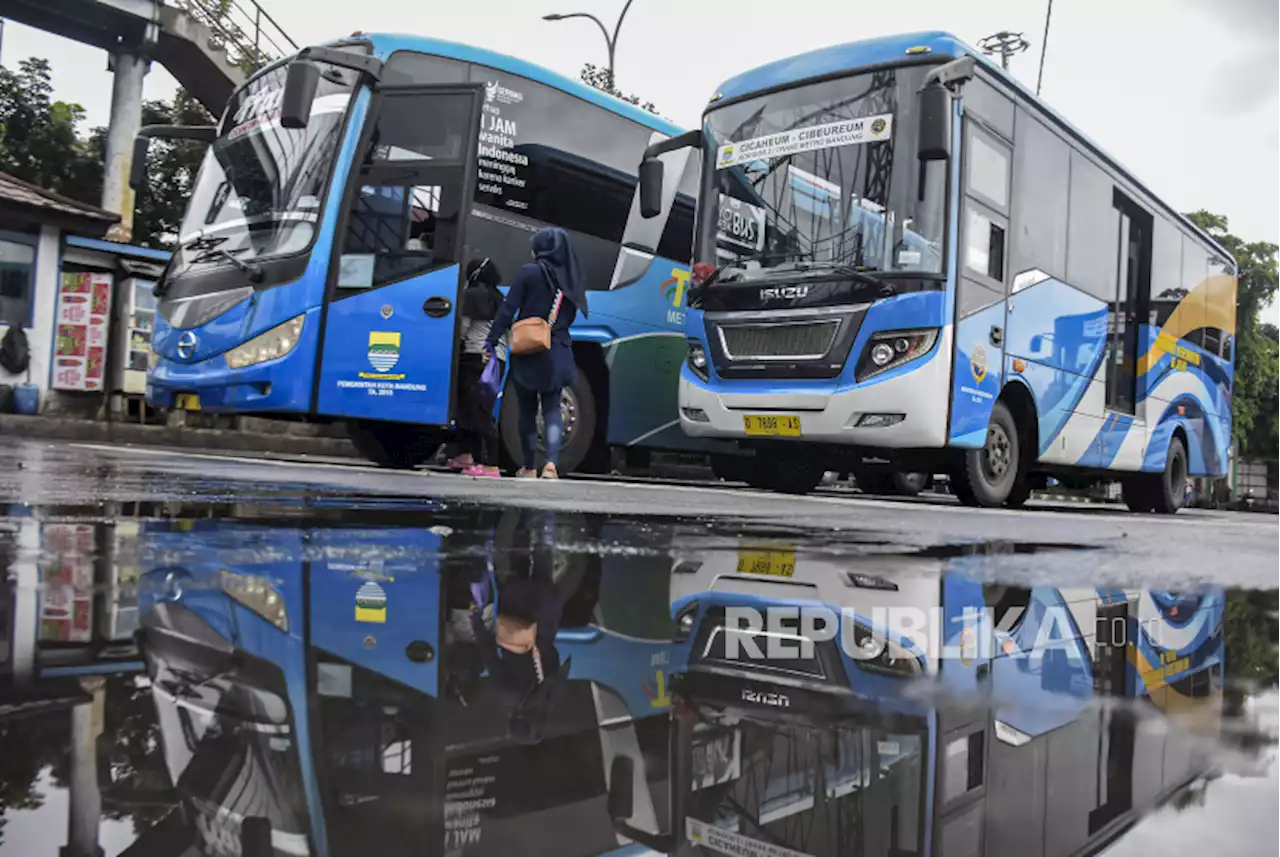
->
[0,0,294,239]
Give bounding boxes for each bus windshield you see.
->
[168,58,358,283]
[684,709,925,857]
[700,65,946,282]
[149,664,312,856]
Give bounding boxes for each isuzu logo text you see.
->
[759,285,810,301]
[742,688,791,708]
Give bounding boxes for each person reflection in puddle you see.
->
[446,509,581,744]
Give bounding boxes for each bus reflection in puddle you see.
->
[639,547,1227,857]
[63,513,1232,857]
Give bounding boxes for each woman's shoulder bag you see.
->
[509,289,563,356]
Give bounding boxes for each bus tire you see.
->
[350,423,440,470]
[1150,435,1188,515]
[1005,476,1034,509]
[951,401,1022,508]
[498,367,598,475]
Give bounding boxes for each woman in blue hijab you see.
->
[485,227,588,479]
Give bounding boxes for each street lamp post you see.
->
[543,0,635,90]
[978,30,1030,71]
[1036,0,1054,95]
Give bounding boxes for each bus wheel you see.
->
[498,367,598,475]
[1124,436,1187,514]
[350,423,441,469]
[1145,435,1188,515]
[1005,475,1034,508]
[951,401,1023,507]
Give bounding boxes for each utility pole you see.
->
[978,31,1030,71]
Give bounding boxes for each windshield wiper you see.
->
[782,262,897,297]
[193,247,264,283]
[180,234,229,252]
[701,251,805,287]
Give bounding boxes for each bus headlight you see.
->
[219,570,288,632]
[856,328,938,382]
[848,622,920,677]
[225,314,305,369]
[687,340,709,381]
[674,600,699,642]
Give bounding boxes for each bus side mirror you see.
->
[281,59,321,129]
[607,755,635,820]
[917,84,952,162]
[129,137,150,191]
[639,157,664,219]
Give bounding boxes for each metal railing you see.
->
[171,0,297,73]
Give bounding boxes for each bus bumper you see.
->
[677,326,952,449]
[147,342,317,415]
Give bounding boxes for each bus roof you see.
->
[708,30,1232,265]
[354,33,685,138]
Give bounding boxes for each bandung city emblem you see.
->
[368,331,401,372]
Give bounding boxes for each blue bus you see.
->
[600,553,1225,856]
[133,509,690,856]
[137,34,712,473]
[637,31,1237,510]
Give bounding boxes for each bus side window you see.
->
[466,62,657,289]
[656,157,700,265]
[340,176,461,290]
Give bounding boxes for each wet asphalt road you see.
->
[0,436,1275,857]
[1,437,1274,590]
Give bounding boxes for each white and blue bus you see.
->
[599,552,1225,857]
[138,34,710,473]
[638,31,1237,511]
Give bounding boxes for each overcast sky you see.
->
[3,0,1277,245]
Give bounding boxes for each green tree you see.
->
[0,58,102,201]
[1184,211,1279,458]
[580,63,659,114]
[0,54,213,249]
[132,92,215,248]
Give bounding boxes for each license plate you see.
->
[174,394,201,411]
[736,549,796,577]
[742,414,801,437]
[691,728,740,790]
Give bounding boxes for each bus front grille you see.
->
[716,320,841,361]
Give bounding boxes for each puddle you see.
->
[0,494,1275,857]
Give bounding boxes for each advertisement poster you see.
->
[53,271,112,391]
[39,523,95,644]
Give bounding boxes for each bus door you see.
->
[949,96,1013,445]
[307,526,443,697]
[316,85,485,426]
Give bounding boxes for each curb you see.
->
[0,414,360,459]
